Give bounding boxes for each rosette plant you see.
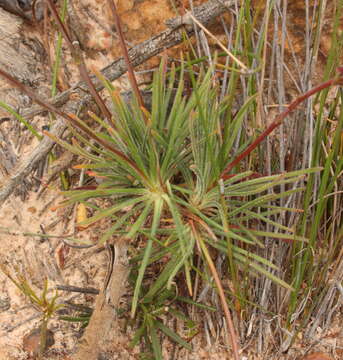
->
[0,58,325,358]
[0,0,342,355]
[47,61,316,333]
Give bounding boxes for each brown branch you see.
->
[19,0,234,121]
[0,0,234,206]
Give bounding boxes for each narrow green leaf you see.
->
[149,320,163,360]
[131,199,163,318]
[155,320,192,350]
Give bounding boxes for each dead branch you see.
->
[71,240,129,360]
[20,0,234,121]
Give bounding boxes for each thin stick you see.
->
[56,285,99,295]
[188,12,248,72]
[46,0,113,124]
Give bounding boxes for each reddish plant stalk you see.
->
[221,73,343,179]
[46,0,113,124]
[107,0,145,115]
[0,68,146,181]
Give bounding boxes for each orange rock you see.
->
[301,352,333,360]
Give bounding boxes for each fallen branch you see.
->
[71,240,129,360]
[0,0,234,206]
[20,0,234,120]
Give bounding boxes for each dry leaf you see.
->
[76,203,88,231]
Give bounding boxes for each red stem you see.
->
[190,220,241,360]
[107,0,145,115]
[0,68,146,181]
[46,0,113,123]
[221,75,343,179]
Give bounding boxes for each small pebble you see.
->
[23,327,55,357]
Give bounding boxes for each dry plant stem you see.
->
[37,151,75,197]
[38,319,48,360]
[187,12,248,72]
[5,314,41,333]
[107,0,145,111]
[221,74,343,179]
[306,246,343,338]
[190,221,240,360]
[55,284,99,294]
[0,0,233,207]
[0,67,141,177]
[45,0,112,124]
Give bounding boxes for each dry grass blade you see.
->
[187,12,248,73]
